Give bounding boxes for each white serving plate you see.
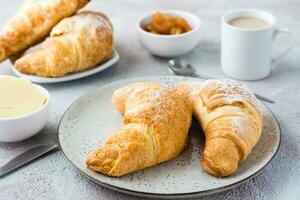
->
[58,76,281,199]
[11,49,119,83]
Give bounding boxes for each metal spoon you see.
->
[168,59,274,104]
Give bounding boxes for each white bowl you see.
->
[137,10,202,57]
[0,84,49,142]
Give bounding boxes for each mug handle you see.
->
[272,27,295,65]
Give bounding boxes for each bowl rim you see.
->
[136,9,201,38]
[0,83,50,121]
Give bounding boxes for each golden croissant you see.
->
[15,11,113,77]
[86,82,192,176]
[0,0,90,63]
[176,80,262,177]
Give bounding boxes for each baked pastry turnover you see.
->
[0,0,90,62]
[176,80,262,177]
[86,82,192,176]
[15,11,113,77]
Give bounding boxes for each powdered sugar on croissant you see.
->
[176,79,262,177]
[86,82,192,176]
[15,11,113,77]
[0,0,90,62]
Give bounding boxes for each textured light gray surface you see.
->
[0,0,299,200]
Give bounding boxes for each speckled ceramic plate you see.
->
[58,76,281,199]
[11,49,119,84]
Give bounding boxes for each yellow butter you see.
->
[0,76,47,118]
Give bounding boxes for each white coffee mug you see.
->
[221,9,295,80]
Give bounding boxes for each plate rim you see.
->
[57,75,281,198]
[11,49,120,84]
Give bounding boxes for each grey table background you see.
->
[0,0,299,199]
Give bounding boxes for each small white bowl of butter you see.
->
[0,75,49,142]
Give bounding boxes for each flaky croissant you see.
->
[15,11,113,77]
[0,0,90,62]
[86,82,192,176]
[177,80,262,177]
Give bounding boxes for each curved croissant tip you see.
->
[201,159,236,177]
[201,150,239,177]
[86,144,120,176]
[14,58,26,71]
